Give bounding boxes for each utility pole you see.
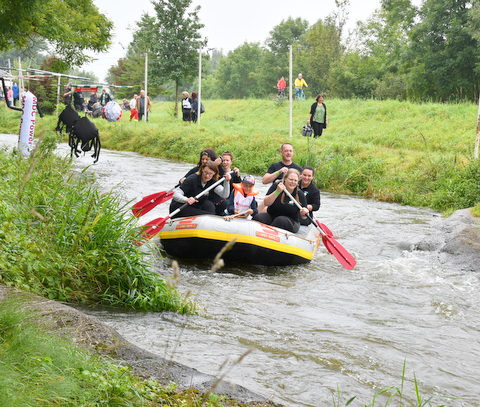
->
[144,53,148,122]
[198,46,202,126]
[289,44,293,138]
[475,93,480,159]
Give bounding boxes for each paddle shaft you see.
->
[140,173,232,241]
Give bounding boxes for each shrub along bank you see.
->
[28,97,480,215]
[0,134,193,313]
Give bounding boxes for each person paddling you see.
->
[254,169,309,233]
[169,161,231,218]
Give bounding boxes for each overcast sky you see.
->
[82,0,385,82]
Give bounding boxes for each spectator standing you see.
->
[129,94,138,121]
[190,91,199,123]
[6,86,13,106]
[277,76,286,98]
[98,88,111,106]
[63,83,73,105]
[73,89,85,112]
[136,89,151,121]
[294,73,308,100]
[181,91,192,122]
[12,83,19,106]
[307,93,328,137]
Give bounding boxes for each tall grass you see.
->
[0,135,193,312]
[28,97,479,214]
[0,297,237,407]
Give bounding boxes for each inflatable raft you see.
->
[158,215,321,266]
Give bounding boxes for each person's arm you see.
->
[250,198,258,216]
[263,182,284,206]
[262,165,287,184]
[213,174,232,198]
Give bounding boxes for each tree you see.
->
[299,18,344,96]
[265,18,309,55]
[214,43,264,99]
[0,0,112,67]
[133,0,204,116]
[409,0,479,101]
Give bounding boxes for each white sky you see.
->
[82,0,385,82]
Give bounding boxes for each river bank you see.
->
[0,284,281,406]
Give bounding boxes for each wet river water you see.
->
[2,134,479,406]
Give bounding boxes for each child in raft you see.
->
[226,174,259,218]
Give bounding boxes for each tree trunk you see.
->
[174,81,179,118]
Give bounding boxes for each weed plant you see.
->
[27,97,478,214]
[0,137,193,312]
[0,298,241,407]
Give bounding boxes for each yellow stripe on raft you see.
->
[158,229,319,260]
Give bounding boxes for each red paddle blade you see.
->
[131,191,174,217]
[136,216,170,245]
[316,221,334,238]
[321,235,356,270]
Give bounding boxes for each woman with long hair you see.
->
[253,168,309,233]
[170,160,231,218]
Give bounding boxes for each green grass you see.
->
[0,297,246,407]
[0,134,193,312]
[25,97,480,214]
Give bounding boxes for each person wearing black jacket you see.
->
[298,166,321,225]
[254,168,309,233]
[170,160,231,218]
[307,93,328,138]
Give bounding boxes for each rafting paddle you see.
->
[138,174,231,244]
[282,188,356,270]
[131,183,180,217]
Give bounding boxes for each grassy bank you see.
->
[22,97,480,214]
[0,137,192,312]
[0,296,265,407]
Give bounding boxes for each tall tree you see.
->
[299,18,344,96]
[134,0,204,116]
[214,43,264,99]
[409,0,479,101]
[265,18,309,55]
[0,0,112,67]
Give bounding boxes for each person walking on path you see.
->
[294,73,308,100]
[307,93,328,137]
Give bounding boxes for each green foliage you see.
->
[0,0,113,66]
[0,143,193,313]
[36,97,477,214]
[265,17,309,55]
[409,0,478,101]
[0,299,220,406]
